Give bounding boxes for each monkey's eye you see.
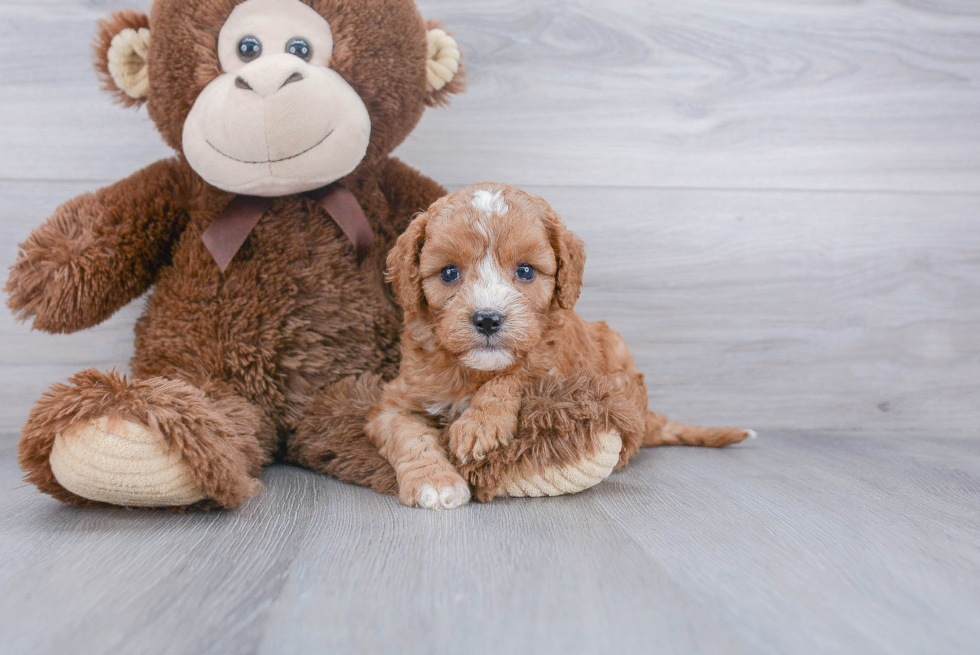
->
[286,38,312,61]
[238,36,262,62]
[516,263,536,281]
[440,265,461,284]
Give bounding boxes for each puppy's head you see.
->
[388,183,586,372]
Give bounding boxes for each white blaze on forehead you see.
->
[470,189,509,217]
[472,254,519,312]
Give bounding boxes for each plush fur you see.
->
[7,0,464,509]
[423,20,465,107]
[94,10,151,108]
[285,373,398,496]
[19,369,268,510]
[460,371,645,503]
[363,184,752,508]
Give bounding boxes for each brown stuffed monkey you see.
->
[6,0,630,510]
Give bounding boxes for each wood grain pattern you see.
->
[1,1,979,653]
[2,434,979,655]
[3,182,977,435]
[1,1,979,191]
[555,186,980,437]
[413,0,980,191]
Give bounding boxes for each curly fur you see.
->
[364,183,751,506]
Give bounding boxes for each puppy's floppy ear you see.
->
[424,20,465,107]
[541,206,587,310]
[387,212,430,316]
[94,10,151,107]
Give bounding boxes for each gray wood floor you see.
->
[3,434,979,655]
[1,0,979,653]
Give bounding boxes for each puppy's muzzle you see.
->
[471,310,505,336]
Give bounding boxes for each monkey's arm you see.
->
[378,157,448,235]
[5,158,192,334]
[447,374,523,464]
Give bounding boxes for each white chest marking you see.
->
[426,396,472,419]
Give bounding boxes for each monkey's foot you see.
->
[19,370,265,509]
[49,416,206,507]
[494,430,623,498]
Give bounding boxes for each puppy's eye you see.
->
[440,265,461,283]
[516,263,536,281]
[238,36,262,62]
[286,38,312,61]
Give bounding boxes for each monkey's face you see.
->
[182,0,370,197]
[93,0,464,198]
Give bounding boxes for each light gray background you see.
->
[1,1,978,654]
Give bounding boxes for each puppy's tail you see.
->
[642,411,755,448]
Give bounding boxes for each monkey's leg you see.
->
[19,369,273,510]
[285,373,399,497]
[458,371,646,503]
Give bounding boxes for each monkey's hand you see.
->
[5,159,189,332]
[6,159,190,334]
[6,194,119,333]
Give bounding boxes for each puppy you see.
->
[367,183,752,509]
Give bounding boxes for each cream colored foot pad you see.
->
[496,430,623,498]
[49,416,206,507]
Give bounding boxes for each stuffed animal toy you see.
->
[317,184,755,508]
[7,0,469,509]
[7,0,746,511]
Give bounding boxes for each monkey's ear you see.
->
[94,10,151,107]
[425,21,464,107]
[386,211,430,317]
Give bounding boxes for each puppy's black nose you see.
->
[472,310,505,336]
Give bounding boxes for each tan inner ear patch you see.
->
[426,28,460,92]
[107,27,151,99]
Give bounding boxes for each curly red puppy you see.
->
[367,183,752,509]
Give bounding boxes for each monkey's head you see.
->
[95,0,463,197]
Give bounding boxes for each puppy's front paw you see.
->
[448,413,516,464]
[398,468,470,510]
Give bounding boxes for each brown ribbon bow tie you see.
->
[201,183,375,272]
